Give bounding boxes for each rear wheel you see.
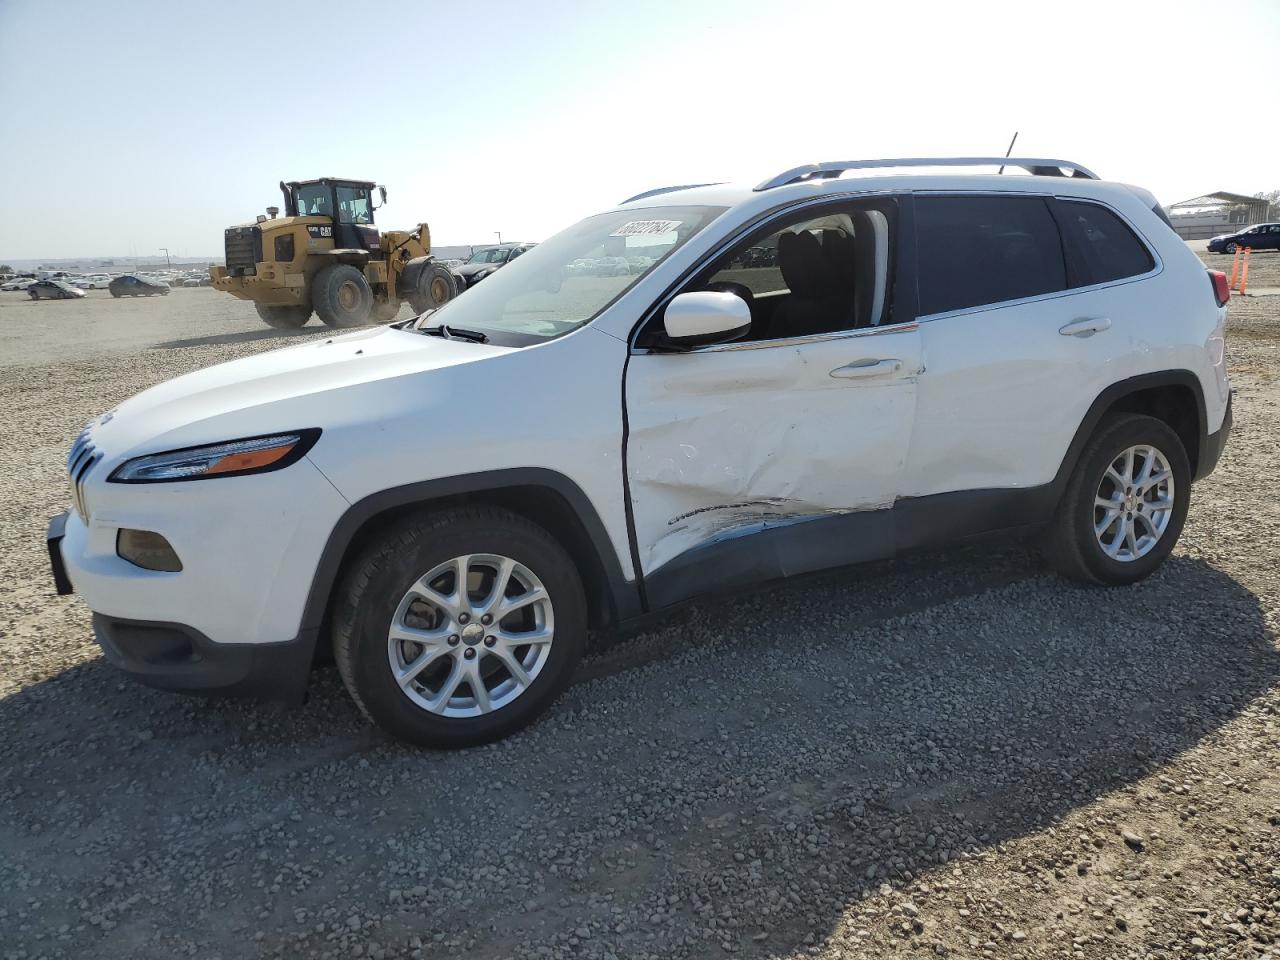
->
[254,303,312,329]
[405,262,457,315]
[1044,414,1190,585]
[313,264,373,327]
[333,506,587,748]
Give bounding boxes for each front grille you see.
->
[224,225,263,276]
[67,430,102,521]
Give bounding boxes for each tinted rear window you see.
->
[1057,200,1155,285]
[916,196,1067,315]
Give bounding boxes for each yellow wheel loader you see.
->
[209,178,457,329]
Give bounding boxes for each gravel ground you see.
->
[2,255,1279,960]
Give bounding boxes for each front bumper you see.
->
[209,265,307,305]
[93,614,317,702]
[47,511,318,702]
[47,512,73,595]
[1195,392,1232,481]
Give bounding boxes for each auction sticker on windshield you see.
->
[610,220,682,237]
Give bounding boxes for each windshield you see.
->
[420,205,724,344]
[293,183,331,217]
[468,247,510,264]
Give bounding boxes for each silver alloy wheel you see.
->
[1093,444,1176,562]
[388,554,555,718]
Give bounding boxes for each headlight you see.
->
[109,430,320,483]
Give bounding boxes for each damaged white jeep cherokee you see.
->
[49,157,1233,747]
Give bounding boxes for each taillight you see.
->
[1208,269,1230,307]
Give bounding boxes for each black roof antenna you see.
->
[998,132,1019,175]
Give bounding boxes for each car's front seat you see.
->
[772,229,854,337]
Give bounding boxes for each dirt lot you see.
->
[2,255,1279,960]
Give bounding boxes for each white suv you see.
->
[48,157,1233,747]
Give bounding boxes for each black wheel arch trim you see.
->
[1049,369,1210,502]
[299,468,641,637]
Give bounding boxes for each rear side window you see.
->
[915,196,1067,315]
[1057,200,1155,285]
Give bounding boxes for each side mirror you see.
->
[662,291,751,347]
[376,185,388,208]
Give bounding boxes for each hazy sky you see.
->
[2,0,1277,261]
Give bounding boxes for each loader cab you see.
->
[280,178,385,256]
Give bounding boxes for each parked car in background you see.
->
[741,245,777,267]
[451,243,536,290]
[73,275,112,290]
[1207,223,1280,254]
[28,279,87,300]
[182,278,201,287]
[109,275,170,297]
[1,277,37,291]
[594,256,631,277]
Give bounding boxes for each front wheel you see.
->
[1044,413,1190,585]
[405,262,457,314]
[333,507,587,748]
[1224,241,1238,254]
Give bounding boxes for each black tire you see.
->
[1043,413,1191,586]
[313,263,373,327]
[111,290,122,298]
[333,506,587,748]
[254,303,312,329]
[405,262,457,314]
[1224,241,1237,254]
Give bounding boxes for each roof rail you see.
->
[621,182,721,204]
[754,157,1099,192]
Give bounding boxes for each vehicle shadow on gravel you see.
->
[2,547,1277,959]
[151,326,330,350]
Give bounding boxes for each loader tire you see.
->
[254,303,312,329]
[313,264,374,328]
[404,261,457,315]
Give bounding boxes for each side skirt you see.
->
[641,485,1056,611]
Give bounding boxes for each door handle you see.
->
[1059,317,1111,337]
[830,358,902,379]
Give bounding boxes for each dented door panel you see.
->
[625,327,923,575]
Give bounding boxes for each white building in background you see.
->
[1166,192,1271,240]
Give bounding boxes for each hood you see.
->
[455,262,501,278]
[88,326,513,463]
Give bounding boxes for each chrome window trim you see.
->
[682,322,919,354]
